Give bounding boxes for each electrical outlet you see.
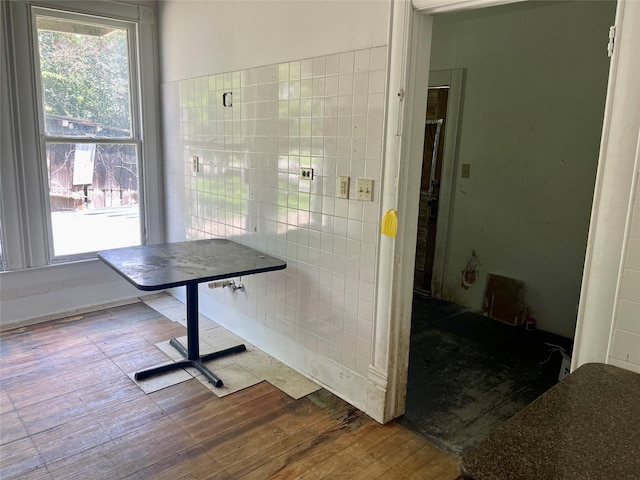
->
[338,176,350,199]
[356,178,373,201]
[461,163,470,178]
[192,156,199,173]
[300,167,314,180]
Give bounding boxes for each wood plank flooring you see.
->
[0,302,461,479]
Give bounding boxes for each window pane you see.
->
[47,143,141,256]
[36,16,132,138]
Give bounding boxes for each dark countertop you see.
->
[98,238,286,290]
[461,363,640,480]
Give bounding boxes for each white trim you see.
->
[572,0,639,370]
[5,1,49,267]
[374,0,412,381]
[375,0,433,422]
[388,10,433,420]
[606,129,640,361]
[1,2,26,270]
[136,4,165,245]
[412,0,526,14]
[27,0,140,22]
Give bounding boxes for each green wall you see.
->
[429,1,616,337]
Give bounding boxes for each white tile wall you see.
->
[163,46,387,378]
[609,175,640,373]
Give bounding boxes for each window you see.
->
[1,1,162,270]
[34,9,142,258]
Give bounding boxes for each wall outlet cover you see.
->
[338,176,350,199]
[559,352,571,381]
[300,167,314,180]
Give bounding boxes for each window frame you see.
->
[1,0,164,270]
[32,6,144,262]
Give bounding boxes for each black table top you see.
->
[98,238,286,291]
[461,363,640,480]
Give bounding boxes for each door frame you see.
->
[376,0,638,422]
[427,69,463,298]
[571,0,640,369]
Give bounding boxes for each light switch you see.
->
[338,176,350,199]
[356,178,373,201]
[461,163,470,178]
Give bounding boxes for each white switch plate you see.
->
[338,176,350,199]
[356,178,373,201]
[192,155,199,173]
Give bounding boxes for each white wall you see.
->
[0,260,143,330]
[159,0,391,418]
[427,1,615,337]
[159,0,389,83]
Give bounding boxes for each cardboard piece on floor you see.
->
[481,273,527,326]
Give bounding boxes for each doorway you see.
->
[399,0,616,454]
[414,87,449,294]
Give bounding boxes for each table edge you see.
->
[97,251,286,291]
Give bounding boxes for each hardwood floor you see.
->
[0,302,461,479]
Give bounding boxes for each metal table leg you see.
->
[134,282,246,387]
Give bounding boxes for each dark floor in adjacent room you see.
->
[398,292,573,456]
